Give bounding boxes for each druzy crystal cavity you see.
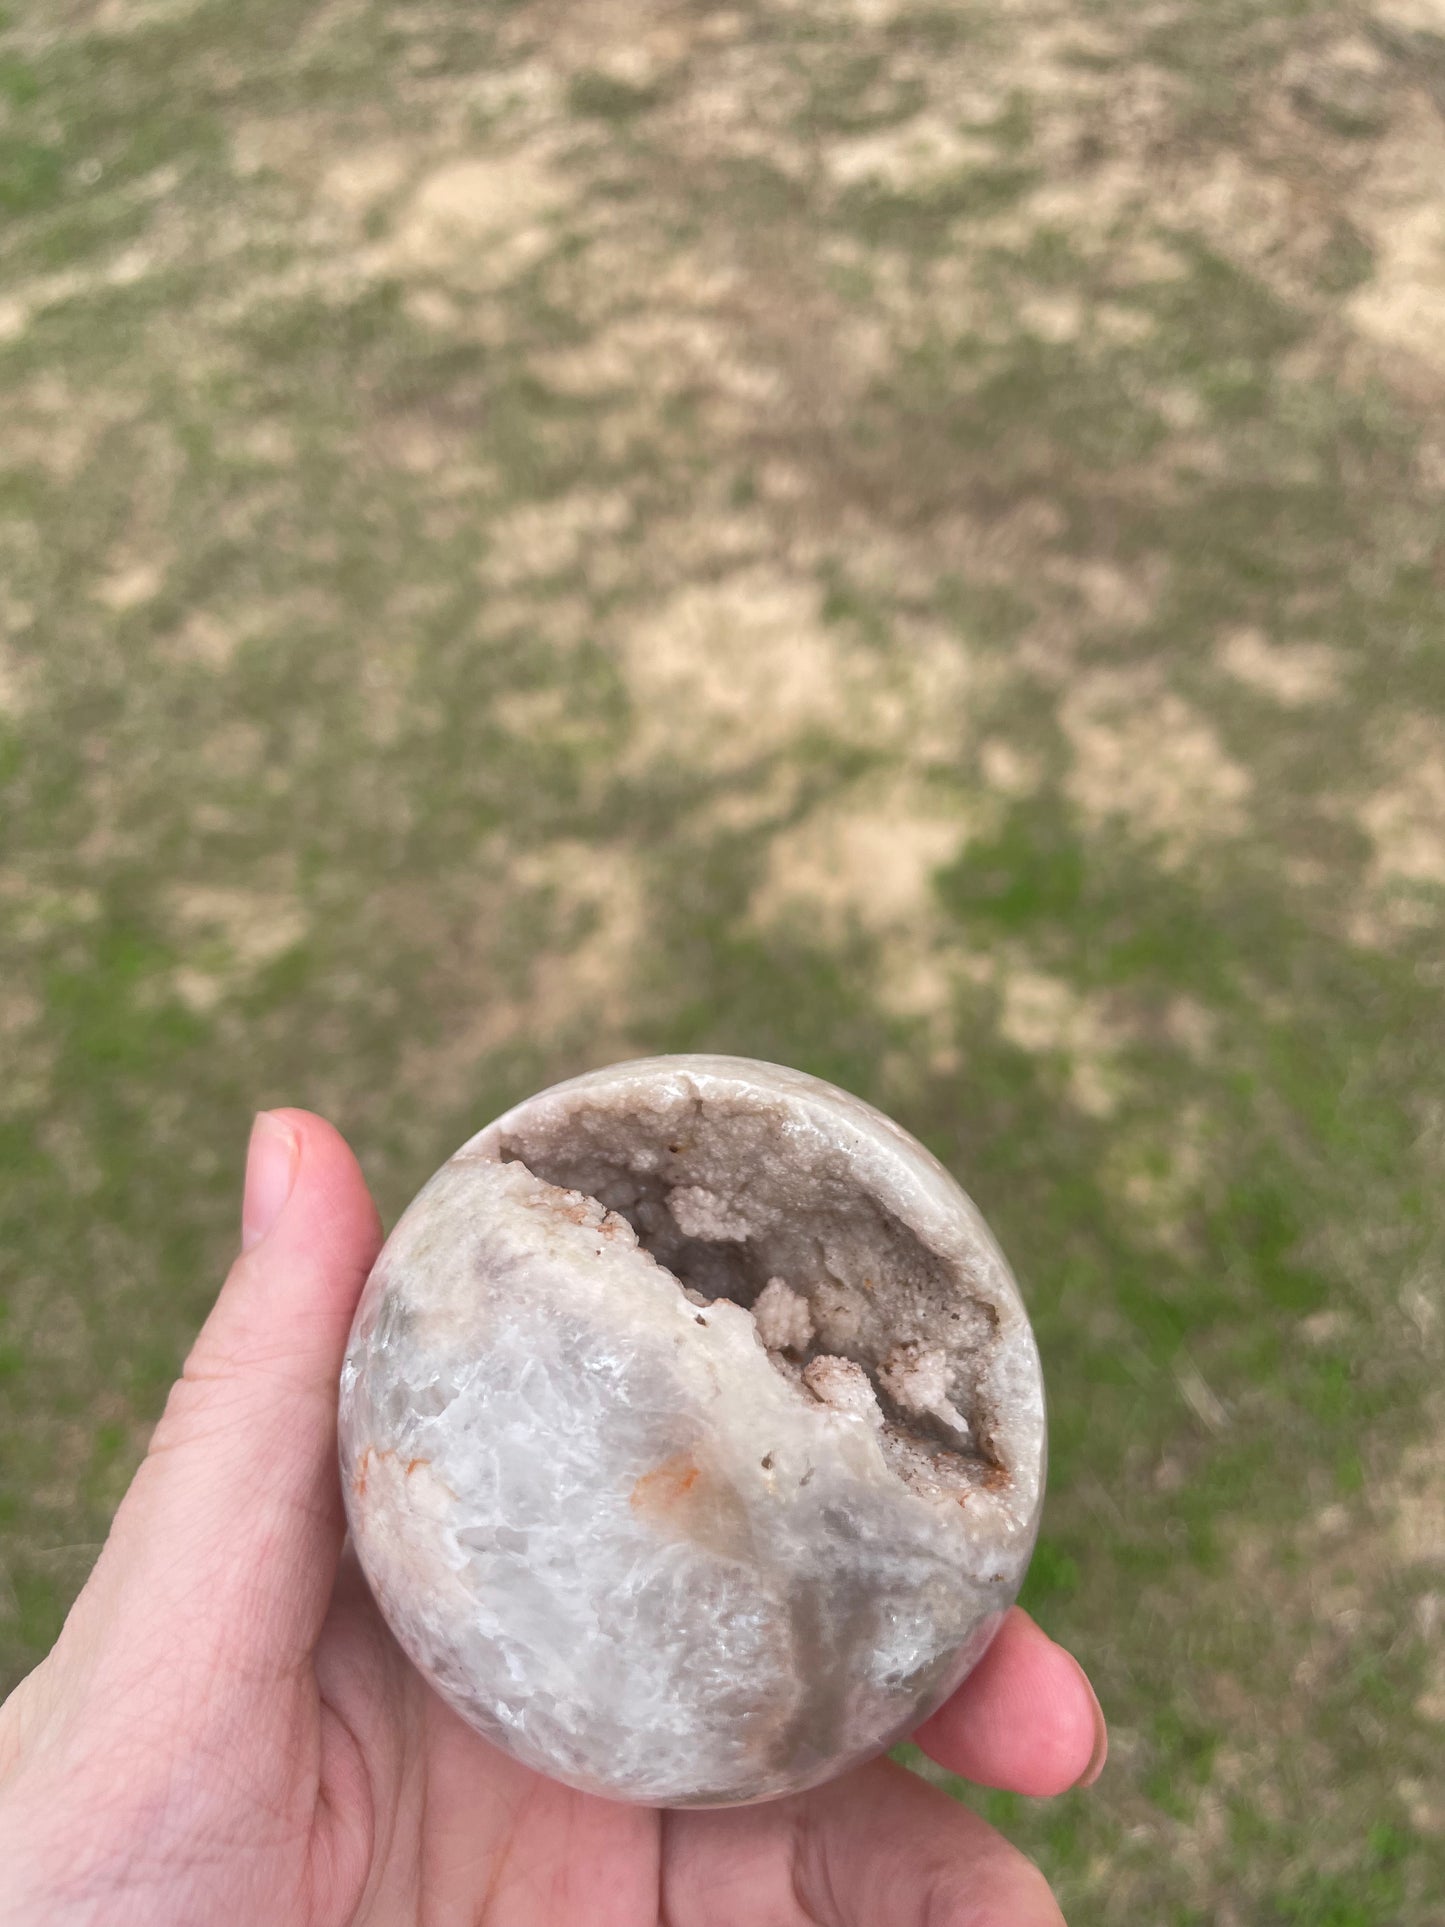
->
[339,1056,1046,1806]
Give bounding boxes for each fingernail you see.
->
[1073,1674,1108,1788]
[242,1111,299,1252]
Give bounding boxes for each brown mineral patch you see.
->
[515,1181,635,1242]
[627,1443,754,1561]
[630,1451,702,1514]
[1218,627,1343,706]
[1061,668,1252,862]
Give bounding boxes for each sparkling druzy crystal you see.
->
[339,1056,1047,1807]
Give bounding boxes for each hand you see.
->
[0,1110,1105,1927]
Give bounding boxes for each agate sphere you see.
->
[339,1055,1046,1806]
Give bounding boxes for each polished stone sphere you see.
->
[339,1056,1046,1807]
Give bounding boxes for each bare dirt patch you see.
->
[400,838,649,1118]
[481,488,633,591]
[613,565,972,775]
[997,966,1128,1117]
[1105,1099,1211,1247]
[1392,1416,1445,1569]
[823,116,996,190]
[320,146,412,220]
[93,558,167,614]
[385,149,576,285]
[508,839,649,1041]
[1217,627,1344,706]
[1061,668,1252,863]
[750,774,971,939]
[163,881,309,1012]
[1360,714,1445,890]
[1347,89,1445,379]
[0,641,32,720]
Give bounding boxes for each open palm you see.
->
[0,1112,1103,1927]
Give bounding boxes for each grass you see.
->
[1,0,1444,1919]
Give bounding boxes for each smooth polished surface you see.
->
[339,1056,1046,1806]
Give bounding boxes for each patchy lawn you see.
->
[2,0,1443,1919]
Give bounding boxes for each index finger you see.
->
[910,1607,1107,1796]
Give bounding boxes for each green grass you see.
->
[2,0,1444,1918]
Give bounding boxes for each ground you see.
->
[2,0,1444,1920]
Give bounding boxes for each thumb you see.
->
[67,1110,383,1696]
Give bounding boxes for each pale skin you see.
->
[0,1110,1107,1927]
